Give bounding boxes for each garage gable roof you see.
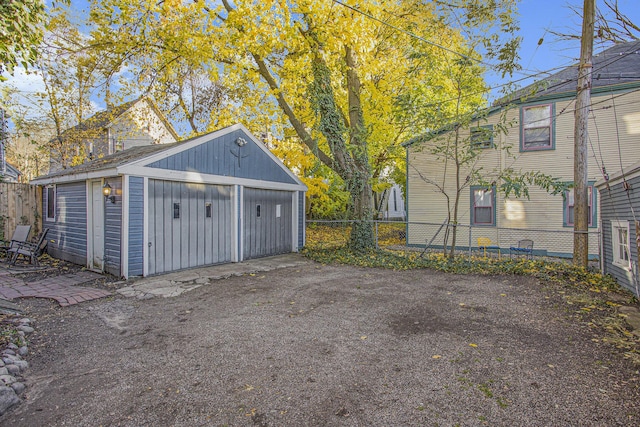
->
[32,124,307,191]
[119,124,304,186]
[131,124,301,186]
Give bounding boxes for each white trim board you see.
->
[119,166,307,192]
[32,169,119,186]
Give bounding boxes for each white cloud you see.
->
[2,67,46,94]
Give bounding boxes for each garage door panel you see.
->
[204,185,213,265]
[148,179,232,275]
[243,188,292,260]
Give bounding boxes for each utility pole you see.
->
[574,0,595,268]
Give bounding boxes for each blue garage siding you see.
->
[599,176,640,295]
[298,191,305,248]
[147,129,297,185]
[45,182,87,265]
[128,176,144,276]
[104,177,122,277]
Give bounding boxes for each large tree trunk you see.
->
[344,46,374,251]
[347,173,374,252]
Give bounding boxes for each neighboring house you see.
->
[405,41,640,257]
[376,183,406,220]
[49,97,179,173]
[596,163,640,296]
[1,162,21,183]
[1,112,21,182]
[31,124,307,278]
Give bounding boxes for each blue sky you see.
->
[494,0,640,92]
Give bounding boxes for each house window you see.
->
[564,184,595,227]
[471,125,493,149]
[471,186,495,226]
[205,202,212,218]
[276,204,281,218]
[612,220,630,268]
[521,104,553,150]
[256,204,261,218]
[46,186,55,221]
[173,203,180,219]
[115,139,124,152]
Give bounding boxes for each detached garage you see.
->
[31,124,307,278]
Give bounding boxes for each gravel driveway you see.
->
[2,256,639,426]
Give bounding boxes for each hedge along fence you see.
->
[305,220,406,250]
[305,220,602,263]
[0,183,42,242]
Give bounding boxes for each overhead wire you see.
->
[330,0,495,69]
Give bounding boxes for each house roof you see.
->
[34,141,185,180]
[404,41,640,148]
[499,40,640,104]
[2,162,22,181]
[595,160,640,188]
[55,97,179,141]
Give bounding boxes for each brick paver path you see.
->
[0,269,111,307]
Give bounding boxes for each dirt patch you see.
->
[2,260,640,426]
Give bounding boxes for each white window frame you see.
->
[611,220,631,269]
[565,186,594,227]
[521,104,553,150]
[471,187,495,226]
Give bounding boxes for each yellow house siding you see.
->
[407,86,640,256]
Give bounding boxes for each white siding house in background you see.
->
[405,41,640,258]
[376,183,406,220]
[32,124,307,278]
[49,97,179,173]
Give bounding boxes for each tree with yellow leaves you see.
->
[88,0,520,251]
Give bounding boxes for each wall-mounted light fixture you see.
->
[103,182,116,204]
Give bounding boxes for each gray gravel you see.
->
[2,259,640,426]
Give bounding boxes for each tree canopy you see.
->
[85,0,520,249]
[0,0,71,79]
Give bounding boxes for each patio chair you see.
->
[477,237,500,258]
[509,239,534,260]
[0,225,31,260]
[9,228,49,267]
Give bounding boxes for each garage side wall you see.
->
[45,181,87,265]
[128,176,145,276]
[298,190,305,248]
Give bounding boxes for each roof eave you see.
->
[30,168,120,185]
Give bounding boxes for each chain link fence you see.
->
[306,219,601,265]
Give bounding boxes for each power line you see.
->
[330,0,494,68]
[400,43,640,126]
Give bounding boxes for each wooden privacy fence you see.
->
[0,183,42,242]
